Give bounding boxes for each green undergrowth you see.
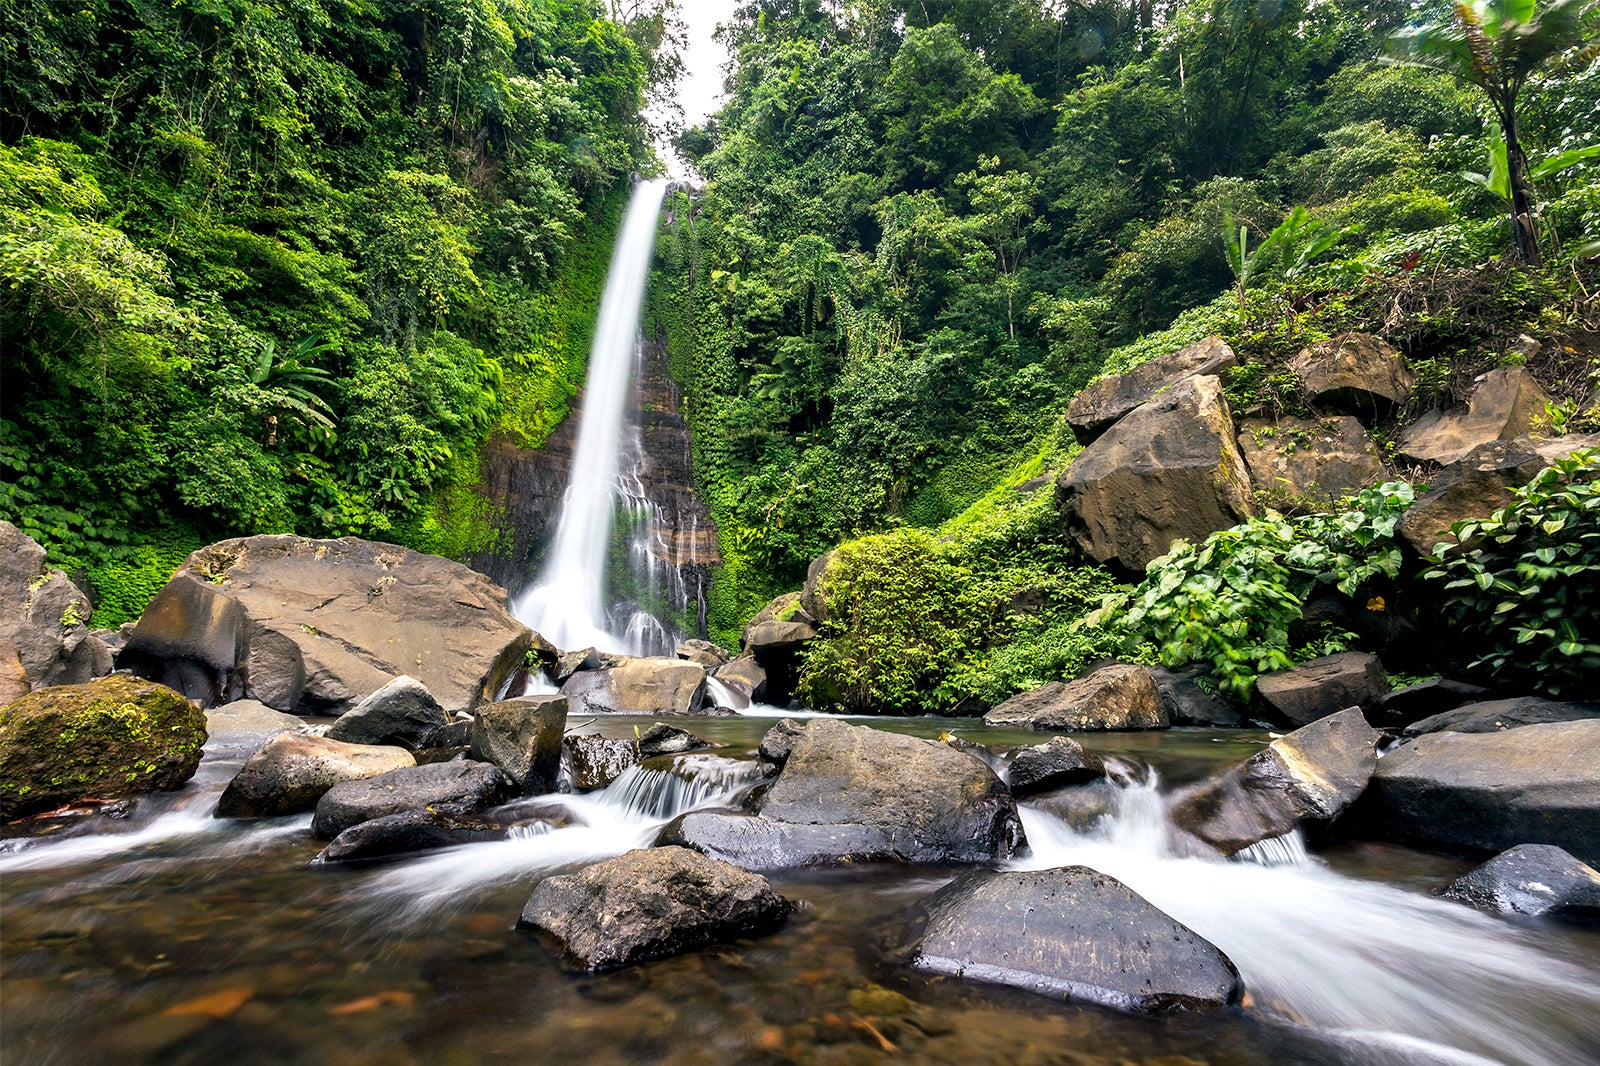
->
[80,523,209,629]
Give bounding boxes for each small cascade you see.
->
[600,754,765,820]
[1232,829,1312,867]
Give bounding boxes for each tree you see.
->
[1387,0,1600,264]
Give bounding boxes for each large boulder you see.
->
[1398,367,1552,466]
[637,723,709,757]
[118,535,532,714]
[1006,737,1105,797]
[469,695,567,794]
[0,675,206,820]
[216,732,414,818]
[1401,696,1600,738]
[324,676,449,746]
[710,657,768,707]
[1369,720,1600,863]
[1439,844,1600,921]
[519,846,792,971]
[311,761,512,839]
[313,808,508,864]
[1057,375,1256,573]
[560,658,708,716]
[1067,336,1239,443]
[983,664,1166,731]
[665,718,1024,867]
[0,521,112,692]
[1254,652,1389,727]
[1167,707,1381,856]
[1236,415,1388,509]
[887,866,1244,1014]
[1288,333,1414,418]
[1397,435,1600,556]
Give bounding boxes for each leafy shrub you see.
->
[1424,451,1600,695]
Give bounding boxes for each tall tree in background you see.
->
[1388,0,1600,264]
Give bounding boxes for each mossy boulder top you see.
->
[0,674,206,821]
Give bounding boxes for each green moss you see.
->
[86,523,208,628]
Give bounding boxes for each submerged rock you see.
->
[1168,707,1380,856]
[1401,697,1600,738]
[313,808,508,864]
[563,733,640,791]
[1254,652,1389,727]
[519,846,792,971]
[888,866,1243,1014]
[0,675,207,820]
[1439,844,1600,922]
[311,761,512,839]
[1067,335,1239,443]
[984,664,1166,732]
[469,695,567,794]
[325,675,449,747]
[561,658,708,716]
[216,733,415,818]
[1006,737,1105,796]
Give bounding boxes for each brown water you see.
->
[3,717,1598,1066]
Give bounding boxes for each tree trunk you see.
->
[1502,111,1542,266]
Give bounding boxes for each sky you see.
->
[661,0,739,176]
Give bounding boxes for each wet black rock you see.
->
[637,723,710,758]
[1151,667,1248,728]
[519,846,792,971]
[1439,844,1600,921]
[563,733,640,790]
[757,718,807,768]
[1006,737,1105,797]
[1372,679,1488,728]
[313,808,508,863]
[424,720,474,749]
[888,866,1244,1014]
[1401,697,1600,738]
[311,761,512,839]
[325,675,449,747]
[1254,652,1388,727]
[469,695,567,794]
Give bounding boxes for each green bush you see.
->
[1424,451,1600,695]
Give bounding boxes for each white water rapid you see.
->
[514,178,672,653]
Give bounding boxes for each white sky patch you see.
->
[659,0,739,177]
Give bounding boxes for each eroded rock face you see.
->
[1255,652,1389,727]
[311,761,512,839]
[1289,333,1414,417]
[0,521,111,693]
[325,676,449,747]
[1401,697,1600,738]
[888,866,1244,1014]
[0,675,206,820]
[215,732,414,818]
[469,695,567,794]
[1067,336,1239,443]
[1236,415,1388,508]
[1398,367,1552,466]
[119,535,532,715]
[560,658,708,716]
[519,846,791,971]
[984,664,1166,732]
[1057,375,1256,573]
[1439,844,1600,921]
[1370,720,1600,863]
[1167,707,1381,856]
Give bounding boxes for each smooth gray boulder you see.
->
[1401,696,1600,738]
[215,732,414,818]
[1167,707,1381,856]
[1006,737,1105,796]
[1439,843,1600,921]
[563,733,640,791]
[1398,367,1551,466]
[1236,415,1387,508]
[1255,652,1389,727]
[204,699,308,753]
[469,695,567,794]
[1057,375,1256,573]
[1067,335,1239,443]
[1370,720,1600,863]
[519,846,792,971]
[658,811,905,869]
[313,808,508,864]
[984,664,1166,731]
[1289,333,1414,417]
[311,761,512,839]
[888,866,1244,1014]
[325,675,448,746]
[561,658,708,716]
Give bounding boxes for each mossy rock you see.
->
[0,675,207,820]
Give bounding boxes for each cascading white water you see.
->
[514,179,672,653]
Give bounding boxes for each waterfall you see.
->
[513,179,671,653]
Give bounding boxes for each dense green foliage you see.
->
[1,0,675,621]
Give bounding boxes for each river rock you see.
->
[313,808,508,864]
[757,718,807,768]
[711,657,767,705]
[1398,367,1552,466]
[311,761,513,839]
[519,846,792,971]
[1057,375,1256,573]
[1167,707,1381,856]
[983,664,1166,731]
[469,695,567,794]
[675,639,729,668]
[563,733,640,790]
[204,699,307,754]
[1401,696,1600,738]
[553,647,603,683]
[658,811,906,868]
[1373,679,1488,728]
[325,676,449,746]
[1236,415,1387,508]
[0,675,207,820]
[1254,652,1389,727]
[117,535,531,714]
[1006,737,1105,797]
[215,732,415,818]
[0,521,112,692]
[1288,333,1414,417]
[1151,667,1248,728]
[1067,335,1239,443]
[1439,844,1600,921]
[561,658,707,716]
[1369,720,1600,863]
[888,866,1244,1014]
[637,723,709,757]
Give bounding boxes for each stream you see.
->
[3,715,1598,1066]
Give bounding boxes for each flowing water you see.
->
[4,717,1598,1066]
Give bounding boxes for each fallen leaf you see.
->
[326,990,416,1016]
[162,987,255,1018]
